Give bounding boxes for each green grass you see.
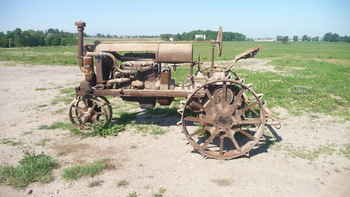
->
[35,87,50,91]
[127,192,138,197]
[0,46,76,65]
[39,108,166,137]
[62,160,112,180]
[145,107,179,117]
[1,41,350,65]
[273,144,337,161]
[236,57,350,119]
[39,121,124,137]
[128,124,166,136]
[115,110,167,136]
[0,153,58,188]
[88,123,125,137]
[194,41,350,60]
[152,187,167,197]
[173,66,190,84]
[0,138,22,146]
[51,87,75,105]
[341,144,350,159]
[39,121,80,134]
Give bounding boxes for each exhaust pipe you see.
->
[75,21,86,69]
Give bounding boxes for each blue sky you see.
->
[1,0,349,38]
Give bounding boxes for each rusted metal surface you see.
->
[95,43,193,63]
[157,44,193,63]
[69,96,112,128]
[82,56,94,81]
[181,80,266,160]
[93,89,191,98]
[234,47,260,62]
[69,21,280,160]
[160,71,171,90]
[95,43,159,53]
[74,21,86,69]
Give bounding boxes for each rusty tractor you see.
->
[69,21,280,160]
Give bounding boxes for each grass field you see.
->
[0,41,349,119]
[0,41,349,64]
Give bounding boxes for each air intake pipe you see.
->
[75,21,86,69]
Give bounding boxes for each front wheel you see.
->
[69,95,112,128]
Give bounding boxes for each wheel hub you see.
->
[215,114,233,128]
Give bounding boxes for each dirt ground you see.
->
[0,61,350,197]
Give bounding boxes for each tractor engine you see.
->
[74,22,193,109]
[79,42,192,109]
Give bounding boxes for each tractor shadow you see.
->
[111,107,180,126]
[111,109,282,160]
[194,125,283,160]
[249,125,283,158]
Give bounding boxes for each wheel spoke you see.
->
[228,134,241,151]
[190,126,208,137]
[205,88,213,101]
[238,118,262,125]
[233,88,244,107]
[201,133,216,149]
[184,116,214,125]
[223,82,228,102]
[239,129,258,140]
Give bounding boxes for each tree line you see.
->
[160,30,246,41]
[1,27,349,48]
[94,33,158,38]
[0,28,77,48]
[276,33,350,43]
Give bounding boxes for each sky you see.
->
[1,0,349,38]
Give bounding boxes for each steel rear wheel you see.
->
[181,80,266,160]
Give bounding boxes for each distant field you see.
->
[0,41,349,119]
[1,41,349,65]
[0,46,76,65]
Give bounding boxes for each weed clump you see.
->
[0,153,58,188]
[62,160,112,180]
[117,179,129,187]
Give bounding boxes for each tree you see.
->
[0,28,77,48]
[276,35,283,41]
[160,34,172,41]
[311,36,319,42]
[302,35,311,41]
[293,35,298,42]
[0,32,8,47]
[341,35,350,42]
[174,33,182,41]
[161,30,246,41]
[323,32,340,42]
[281,36,289,44]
